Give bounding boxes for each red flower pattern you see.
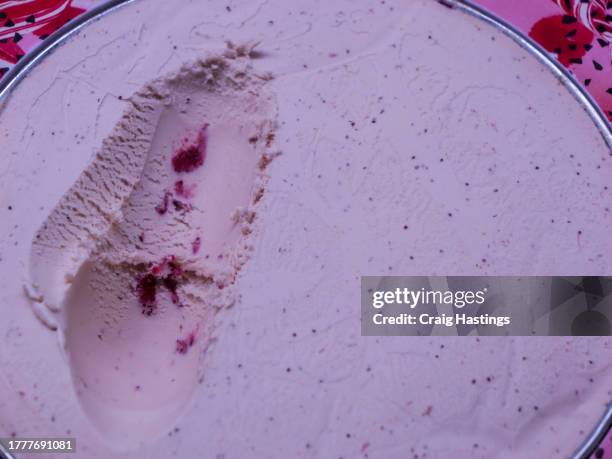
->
[526,0,611,120]
[0,0,84,76]
[529,15,594,67]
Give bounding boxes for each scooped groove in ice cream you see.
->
[26,44,278,443]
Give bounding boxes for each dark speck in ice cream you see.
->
[192,236,201,254]
[162,276,179,304]
[172,199,190,213]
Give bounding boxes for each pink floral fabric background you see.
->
[0,0,610,457]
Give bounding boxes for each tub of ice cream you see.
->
[0,0,610,458]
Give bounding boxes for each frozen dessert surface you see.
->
[26,50,278,443]
[0,0,610,458]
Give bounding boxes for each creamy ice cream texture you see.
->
[0,0,611,458]
[26,48,277,442]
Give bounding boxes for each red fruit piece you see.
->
[137,273,157,315]
[174,180,196,198]
[136,256,185,314]
[155,191,172,215]
[172,124,208,173]
[176,331,196,354]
